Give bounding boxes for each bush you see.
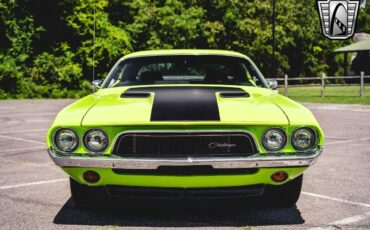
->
[24,44,92,98]
[0,54,25,98]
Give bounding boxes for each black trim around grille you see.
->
[112,132,257,157]
[112,166,259,175]
[106,184,265,199]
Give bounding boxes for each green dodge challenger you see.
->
[47,50,324,208]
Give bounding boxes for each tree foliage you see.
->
[0,0,367,98]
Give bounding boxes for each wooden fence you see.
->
[271,71,370,97]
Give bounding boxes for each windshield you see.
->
[102,55,267,88]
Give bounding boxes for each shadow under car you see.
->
[53,197,305,227]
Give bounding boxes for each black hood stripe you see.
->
[122,87,247,121]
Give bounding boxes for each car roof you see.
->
[121,49,249,60]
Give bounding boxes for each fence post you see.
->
[360,71,364,97]
[321,73,325,98]
[284,74,288,96]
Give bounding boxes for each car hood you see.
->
[80,85,290,126]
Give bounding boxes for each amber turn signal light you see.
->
[83,170,100,183]
[271,171,288,182]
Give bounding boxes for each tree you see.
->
[0,0,359,98]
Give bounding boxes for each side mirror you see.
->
[92,79,102,91]
[266,79,278,90]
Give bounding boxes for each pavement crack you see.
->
[0,192,61,208]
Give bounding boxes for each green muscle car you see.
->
[47,50,324,208]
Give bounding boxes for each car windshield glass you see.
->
[102,55,265,88]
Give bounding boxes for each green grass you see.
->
[278,86,370,105]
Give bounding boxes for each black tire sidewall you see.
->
[69,177,108,208]
[262,174,303,208]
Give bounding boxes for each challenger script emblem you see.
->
[208,142,236,148]
[317,0,360,39]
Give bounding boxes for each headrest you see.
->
[204,71,228,83]
[138,71,163,82]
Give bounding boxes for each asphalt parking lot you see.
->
[0,99,369,229]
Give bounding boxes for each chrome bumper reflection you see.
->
[47,149,323,169]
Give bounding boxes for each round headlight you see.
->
[84,129,108,152]
[291,127,317,151]
[262,128,287,152]
[54,128,79,152]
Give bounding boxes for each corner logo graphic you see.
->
[317,0,360,39]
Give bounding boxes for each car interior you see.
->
[104,56,262,88]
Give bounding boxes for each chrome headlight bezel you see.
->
[83,129,109,153]
[53,128,79,152]
[291,127,318,151]
[262,128,287,152]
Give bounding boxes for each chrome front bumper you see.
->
[47,149,323,169]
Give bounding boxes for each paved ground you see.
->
[0,100,369,230]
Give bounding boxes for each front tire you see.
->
[262,174,303,208]
[69,177,108,209]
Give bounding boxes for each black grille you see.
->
[112,132,257,157]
